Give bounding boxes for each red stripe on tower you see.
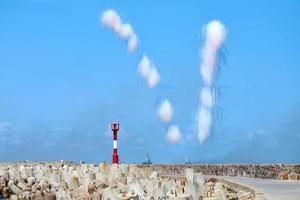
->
[111,122,119,164]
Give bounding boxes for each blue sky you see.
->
[0,0,300,163]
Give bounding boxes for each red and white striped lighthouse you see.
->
[111,122,119,164]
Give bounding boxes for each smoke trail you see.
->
[101,9,138,52]
[158,99,173,122]
[166,125,181,144]
[101,9,181,145]
[197,20,226,143]
[137,54,160,88]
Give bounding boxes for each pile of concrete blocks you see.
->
[0,162,232,200]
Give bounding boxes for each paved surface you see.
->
[220,176,300,200]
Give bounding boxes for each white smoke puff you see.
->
[138,55,151,78]
[120,23,133,38]
[137,55,160,88]
[205,20,226,49]
[200,20,226,86]
[101,9,122,35]
[200,87,214,108]
[158,100,173,122]
[197,106,212,143]
[128,34,138,52]
[166,125,182,144]
[201,50,216,86]
[201,66,213,86]
[138,54,152,79]
[147,66,160,88]
[101,9,138,52]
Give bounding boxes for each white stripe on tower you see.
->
[113,140,117,149]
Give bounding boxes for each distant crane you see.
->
[185,155,192,164]
[142,153,152,165]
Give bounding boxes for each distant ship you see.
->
[142,153,152,165]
